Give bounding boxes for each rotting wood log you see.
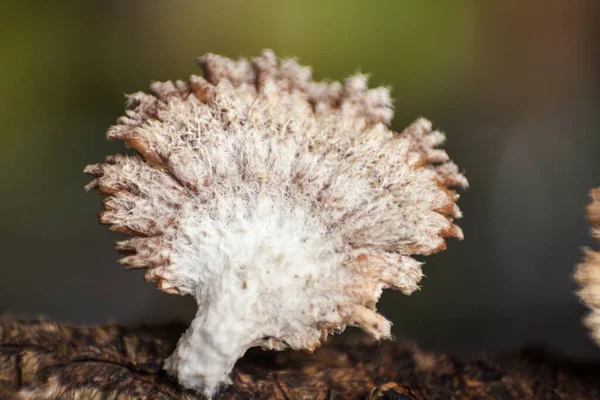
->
[2,316,600,399]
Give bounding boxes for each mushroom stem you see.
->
[164,308,251,397]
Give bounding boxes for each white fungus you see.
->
[574,188,600,345]
[84,50,467,397]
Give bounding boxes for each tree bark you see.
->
[1,316,600,399]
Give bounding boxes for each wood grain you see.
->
[1,316,600,399]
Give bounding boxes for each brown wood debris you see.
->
[1,316,600,399]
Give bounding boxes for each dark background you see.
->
[2,1,600,359]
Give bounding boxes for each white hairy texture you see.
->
[84,50,467,397]
[574,189,600,345]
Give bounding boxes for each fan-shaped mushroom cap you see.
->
[574,189,600,344]
[85,50,467,397]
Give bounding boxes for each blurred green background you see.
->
[2,0,600,359]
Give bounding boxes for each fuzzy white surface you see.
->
[575,189,600,346]
[85,50,467,397]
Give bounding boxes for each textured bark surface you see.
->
[1,316,600,399]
